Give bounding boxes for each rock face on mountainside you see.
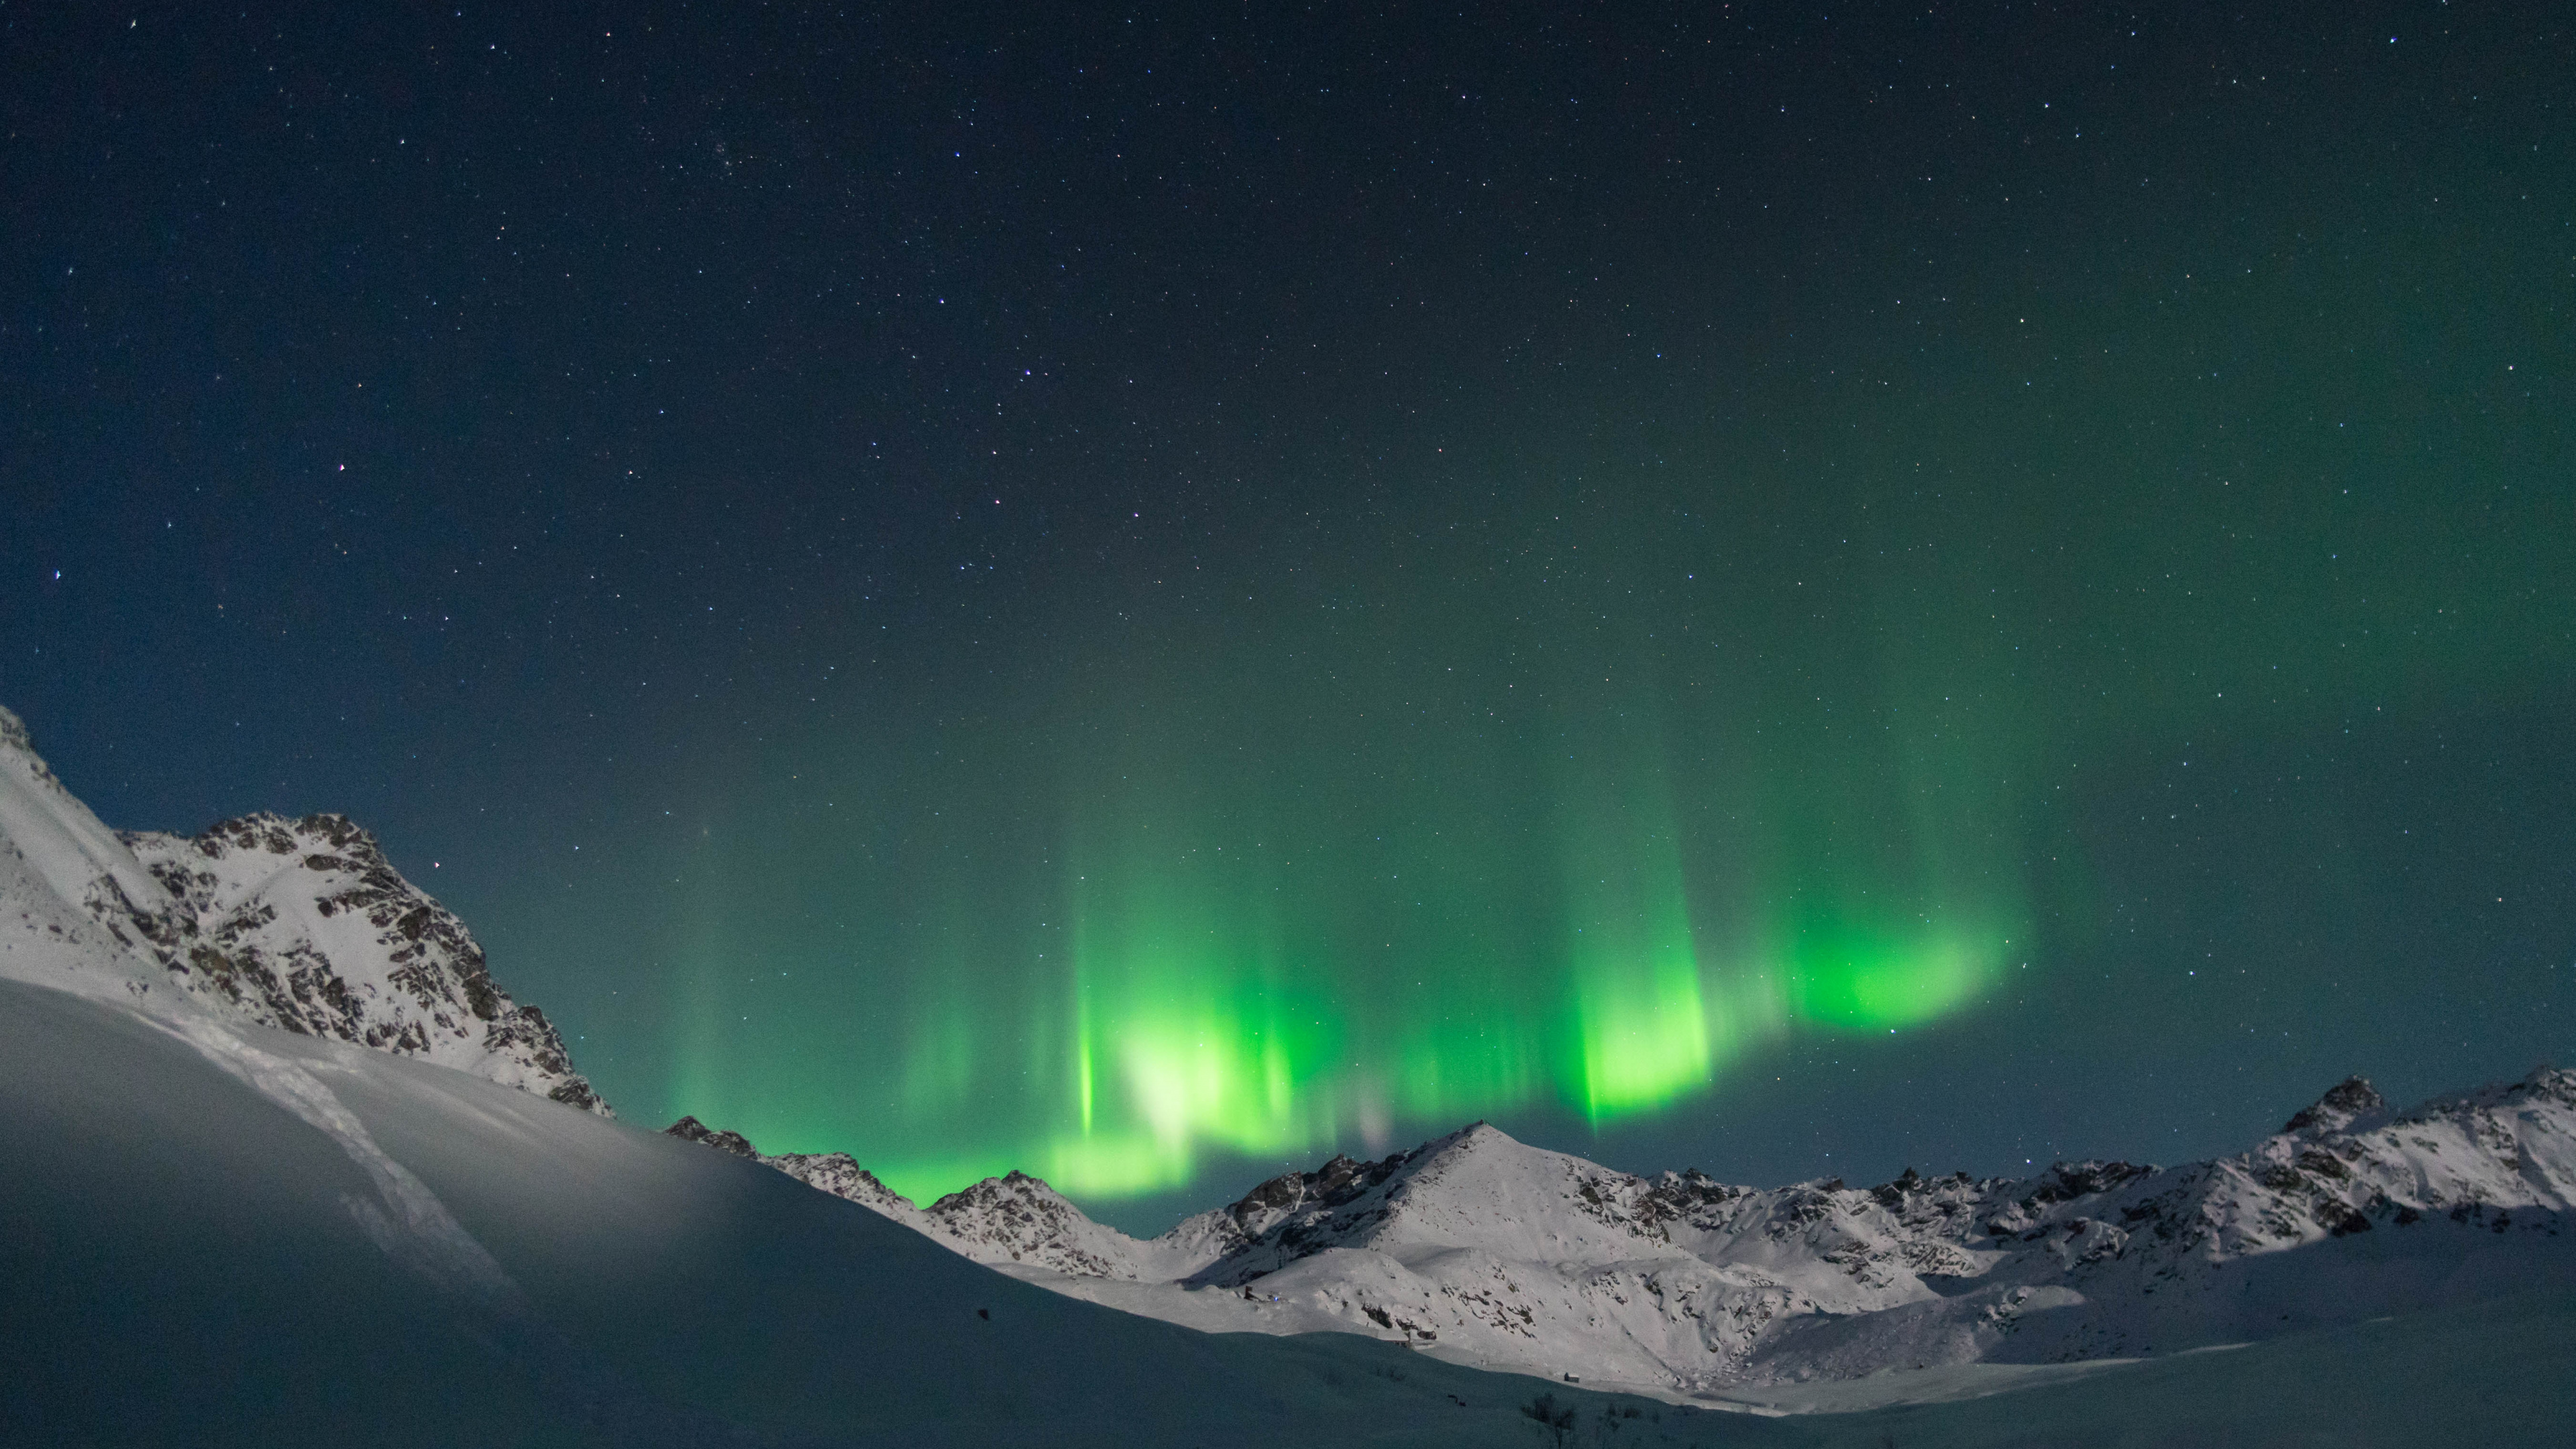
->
[0,704,607,1114]
[674,1067,2576,1395]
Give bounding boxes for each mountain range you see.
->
[7,698,2573,1440]
[669,1066,2576,1404]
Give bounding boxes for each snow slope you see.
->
[680,1079,2576,1401]
[0,704,605,1111]
[13,971,2575,1447]
[0,973,1727,1446]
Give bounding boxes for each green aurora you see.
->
[643,345,2569,1207]
[396,9,2575,1213]
[652,463,2165,1202]
[678,719,2036,1203]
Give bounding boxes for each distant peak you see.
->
[2284,1075,2387,1135]
[2509,1064,2575,1107]
[925,1169,1078,1216]
[665,1116,761,1159]
[0,704,31,753]
[1415,1120,1517,1161]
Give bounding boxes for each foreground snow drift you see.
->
[0,976,1697,1446]
[8,976,2574,1448]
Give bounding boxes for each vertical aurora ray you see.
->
[1553,702,1715,1123]
[1565,859,1712,1122]
[1035,777,1349,1195]
[1760,555,2041,1036]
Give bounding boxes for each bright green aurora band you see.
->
[660,493,2063,1206]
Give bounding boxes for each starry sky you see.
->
[5,1,2571,1232]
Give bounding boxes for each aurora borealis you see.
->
[5,3,2572,1229]
[755,511,2056,1203]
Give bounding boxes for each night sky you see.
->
[5,2,2571,1232]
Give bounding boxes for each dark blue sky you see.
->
[5,1,2571,1231]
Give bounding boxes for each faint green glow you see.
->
[1075,1020,1095,1134]
[1777,908,2006,1029]
[1389,1015,1546,1121]
[900,998,977,1112]
[872,1152,1022,1209]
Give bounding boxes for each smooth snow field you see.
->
[5,976,2572,1447]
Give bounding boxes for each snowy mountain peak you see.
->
[921,1170,1171,1277]
[2446,1063,2575,1116]
[2282,1073,2387,1135]
[107,810,609,1114]
[0,704,608,1116]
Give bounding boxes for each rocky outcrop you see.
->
[667,1116,761,1158]
[2282,1074,2388,1135]
[665,1116,920,1221]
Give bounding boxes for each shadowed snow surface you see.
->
[12,975,2576,1447]
[0,976,1695,1446]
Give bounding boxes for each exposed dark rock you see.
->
[87,810,612,1115]
[666,1116,761,1158]
[2284,1075,2387,1135]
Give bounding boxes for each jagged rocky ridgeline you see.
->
[0,704,606,1114]
[671,1067,2576,1395]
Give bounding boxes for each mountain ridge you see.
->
[671,1066,2576,1396]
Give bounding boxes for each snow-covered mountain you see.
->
[0,704,605,1112]
[676,1068,2576,1402]
[13,694,2576,1437]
